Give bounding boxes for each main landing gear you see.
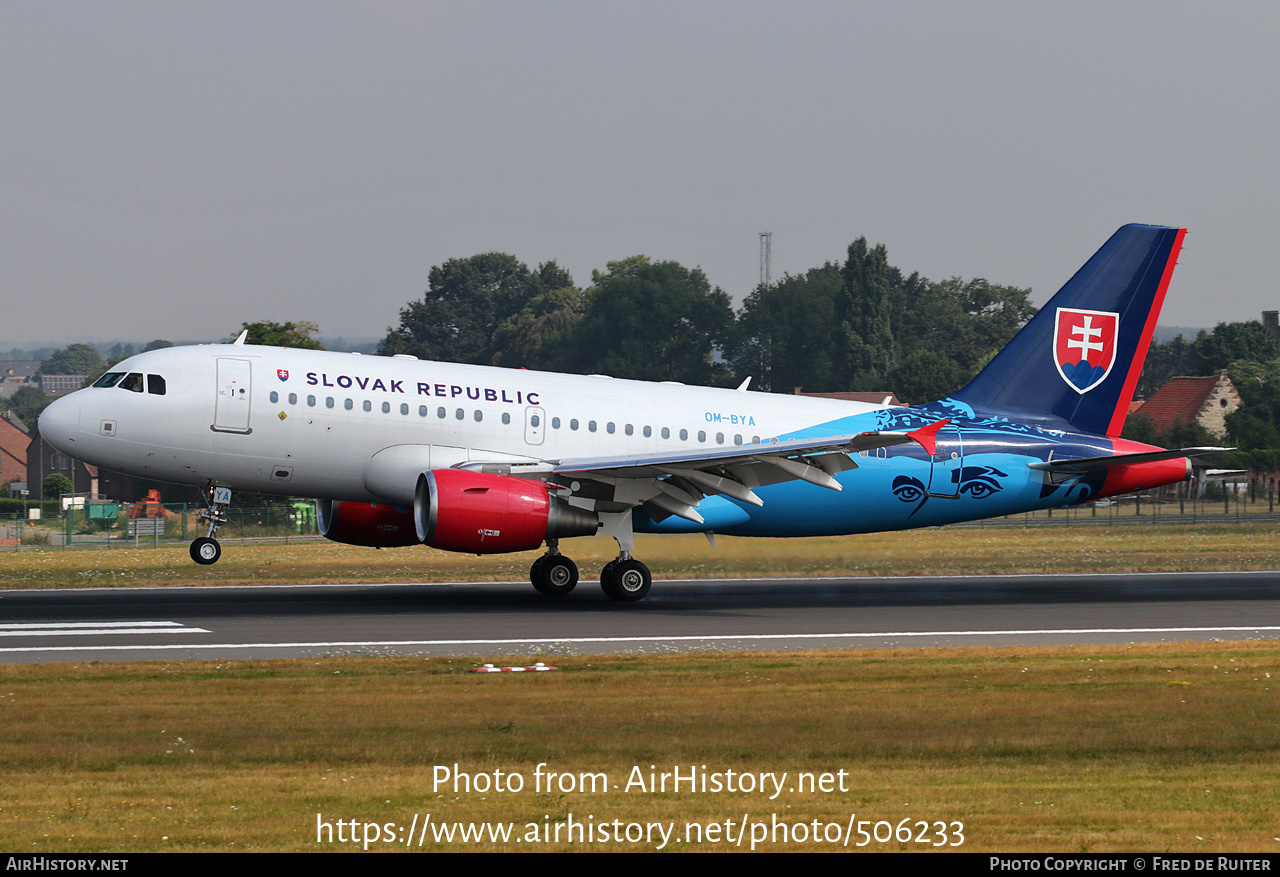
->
[599,554,652,602]
[190,486,232,565]
[528,521,653,602]
[530,543,579,596]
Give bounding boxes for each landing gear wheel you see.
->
[530,555,579,596]
[193,485,231,566]
[190,537,221,565]
[600,558,651,602]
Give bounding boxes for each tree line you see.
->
[377,242,1037,402]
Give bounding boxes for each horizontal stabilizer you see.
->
[1027,447,1231,472]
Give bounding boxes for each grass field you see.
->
[2,520,1278,589]
[1,643,1278,852]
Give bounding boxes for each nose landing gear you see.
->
[189,486,231,565]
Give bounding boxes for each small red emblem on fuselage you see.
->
[277,369,289,381]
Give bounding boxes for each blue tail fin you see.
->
[946,224,1185,436]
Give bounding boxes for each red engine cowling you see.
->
[414,469,599,554]
[317,500,421,547]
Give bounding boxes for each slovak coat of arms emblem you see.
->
[1053,308,1118,394]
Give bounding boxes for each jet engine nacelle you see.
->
[415,469,599,554]
[317,500,421,548]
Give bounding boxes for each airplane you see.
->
[37,224,1221,601]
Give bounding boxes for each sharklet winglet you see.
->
[907,419,950,456]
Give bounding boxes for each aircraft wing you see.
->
[464,422,948,524]
[1026,447,1232,472]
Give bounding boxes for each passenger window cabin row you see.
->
[267,390,763,445]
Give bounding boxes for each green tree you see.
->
[37,344,105,379]
[551,257,734,384]
[107,342,135,362]
[731,238,1032,399]
[1138,334,1196,398]
[6,385,51,428]
[1121,412,1218,449]
[234,321,324,349]
[142,339,174,352]
[890,276,1034,400]
[42,473,73,499]
[380,255,573,365]
[1120,413,1162,446]
[1193,322,1280,373]
[837,238,901,389]
[1223,357,1280,450]
[490,285,591,369]
[887,348,969,403]
[730,264,843,392]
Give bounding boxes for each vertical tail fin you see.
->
[948,224,1185,436]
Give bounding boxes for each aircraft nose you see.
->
[38,395,81,455]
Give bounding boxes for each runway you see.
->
[2,570,1280,663]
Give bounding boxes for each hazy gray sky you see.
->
[3,1,1278,346]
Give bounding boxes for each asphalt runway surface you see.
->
[2,570,1280,664]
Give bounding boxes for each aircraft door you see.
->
[213,358,253,434]
[524,406,545,446]
[929,424,964,497]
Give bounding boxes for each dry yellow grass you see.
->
[2,641,1279,852]
[2,522,1278,589]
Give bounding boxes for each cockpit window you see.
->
[146,374,166,396]
[93,372,125,388]
[118,373,144,393]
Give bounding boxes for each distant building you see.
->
[0,411,29,488]
[0,361,40,400]
[24,426,203,504]
[1264,311,1280,342]
[38,375,87,397]
[25,429,102,499]
[1131,372,1240,439]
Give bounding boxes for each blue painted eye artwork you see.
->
[892,475,929,517]
[952,465,1008,499]
[893,466,1008,518]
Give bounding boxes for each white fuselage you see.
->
[39,344,885,505]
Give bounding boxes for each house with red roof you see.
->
[0,411,29,489]
[1129,372,1240,439]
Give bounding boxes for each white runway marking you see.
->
[0,622,185,629]
[0,621,210,638]
[1,625,1278,654]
